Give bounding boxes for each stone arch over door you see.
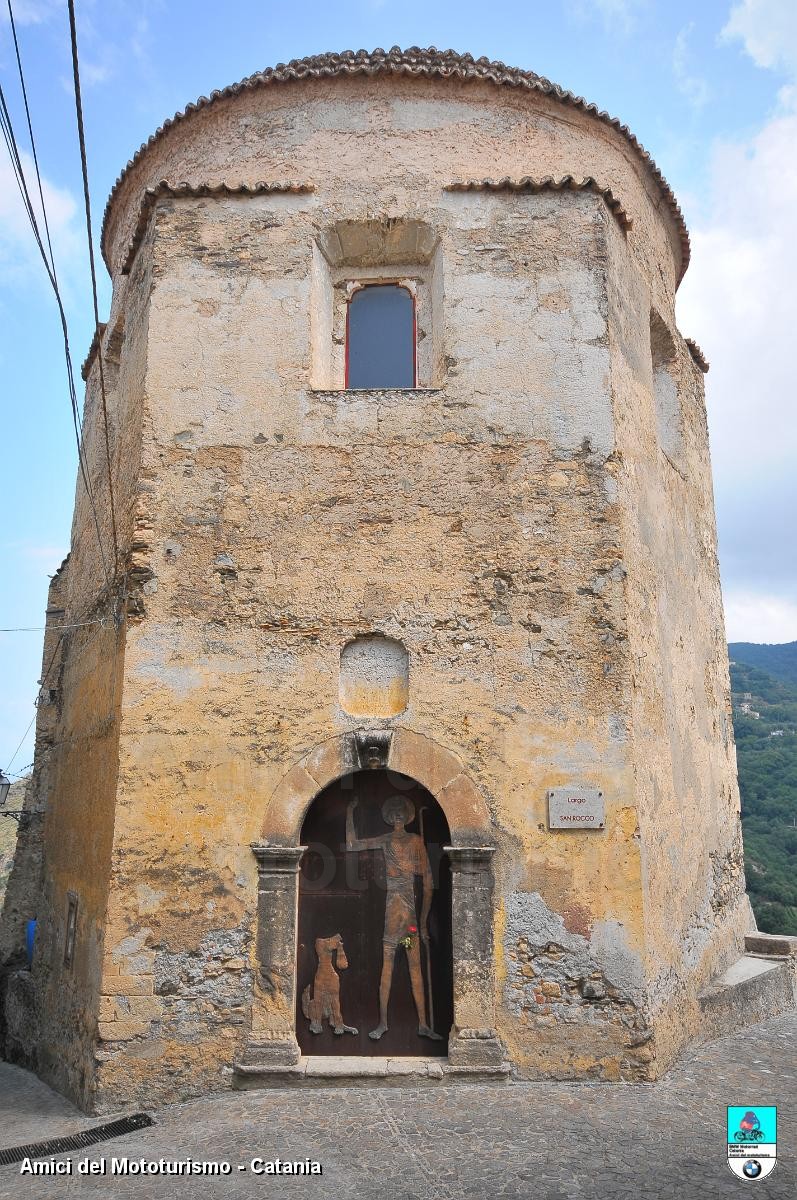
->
[258,727,492,847]
[235,727,502,1082]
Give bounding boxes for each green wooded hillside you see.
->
[729,655,797,936]
[729,640,797,688]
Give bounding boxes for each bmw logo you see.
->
[743,1160,763,1179]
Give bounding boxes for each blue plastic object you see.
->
[25,918,36,966]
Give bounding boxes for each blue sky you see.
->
[2,0,796,775]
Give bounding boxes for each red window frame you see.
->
[344,282,417,389]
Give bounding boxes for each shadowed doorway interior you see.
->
[297,770,452,1057]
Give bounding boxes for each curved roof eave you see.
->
[100,46,690,281]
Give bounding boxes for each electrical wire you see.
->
[5,0,56,280]
[2,0,126,777]
[4,633,64,773]
[67,0,120,575]
[0,619,108,633]
[1,0,111,587]
[3,715,37,777]
[2,614,116,771]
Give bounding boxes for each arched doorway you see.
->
[296,769,452,1057]
[235,729,504,1083]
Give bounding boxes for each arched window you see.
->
[345,284,416,389]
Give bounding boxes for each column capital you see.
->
[444,845,496,873]
[250,843,306,874]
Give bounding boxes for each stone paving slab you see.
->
[235,1055,503,1086]
[0,1062,111,1150]
[0,1013,794,1199]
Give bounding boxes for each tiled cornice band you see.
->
[685,338,709,373]
[119,180,315,276]
[80,323,107,382]
[446,176,632,233]
[100,47,689,281]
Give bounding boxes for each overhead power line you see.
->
[5,0,56,281]
[0,618,109,633]
[67,0,120,575]
[4,633,64,773]
[2,0,127,776]
[5,765,33,779]
[1,0,112,587]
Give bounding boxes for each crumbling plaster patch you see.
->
[504,892,645,1006]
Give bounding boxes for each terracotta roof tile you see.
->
[685,338,709,373]
[80,322,107,381]
[101,47,689,281]
[446,176,632,232]
[119,180,315,276]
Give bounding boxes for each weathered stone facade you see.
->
[4,47,789,1112]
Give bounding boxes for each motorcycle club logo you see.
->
[727,1107,777,1181]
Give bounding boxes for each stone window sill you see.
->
[308,388,443,397]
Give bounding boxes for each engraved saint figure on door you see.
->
[345,794,442,1042]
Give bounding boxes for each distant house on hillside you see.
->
[770,729,784,737]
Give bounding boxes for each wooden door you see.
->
[296,770,452,1056]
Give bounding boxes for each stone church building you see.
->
[3,48,794,1113]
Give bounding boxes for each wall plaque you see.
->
[547,786,605,830]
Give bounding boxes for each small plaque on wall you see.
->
[547,786,605,830]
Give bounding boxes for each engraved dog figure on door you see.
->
[302,933,358,1036]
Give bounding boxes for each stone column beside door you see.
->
[445,846,504,1067]
[239,843,306,1068]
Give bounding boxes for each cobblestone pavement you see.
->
[0,1014,794,1200]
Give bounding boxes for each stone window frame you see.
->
[335,269,430,389]
[310,219,444,391]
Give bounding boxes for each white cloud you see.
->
[566,0,647,35]
[0,153,83,296]
[592,0,645,26]
[3,1,118,85]
[677,96,797,506]
[130,16,151,63]
[673,24,710,108]
[81,60,113,86]
[58,59,114,95]
[677,1,797,646]
[677,95,797,466]
[0,0,61,25]
[724,590,797,643]
[722,0,797,74]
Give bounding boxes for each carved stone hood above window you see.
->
[318,218,440,269]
